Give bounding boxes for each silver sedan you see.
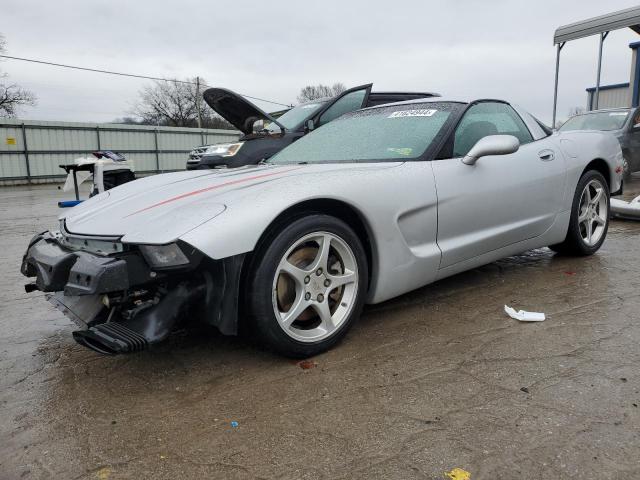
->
[559,107,640,178]
[21,98,623,357]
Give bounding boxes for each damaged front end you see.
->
[21,228,244,355]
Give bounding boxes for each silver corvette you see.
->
[21,98,623,357]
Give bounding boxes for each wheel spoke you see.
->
[279,260,308,285]
[328,269,356,289]
[594,213,606,226]
[590,187,603,206]
[280,294,309,327]
[310,234,331,272]
[578,209,589,223]
[584,185,592,204]
[586,218,593,244]
[312,301,335,332]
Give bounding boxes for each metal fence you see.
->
[0,119,241,184]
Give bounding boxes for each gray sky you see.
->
[3,0,640,125]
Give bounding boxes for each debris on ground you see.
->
[298,360,317,370]
[445,467,471,480]
[520,387,530,393]
[96,467,112,480]
[504,305,545,322]
[611,194,640,220]
[230,421,239,428]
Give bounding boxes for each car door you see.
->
[315,84,372,128]
[432,101,565,269]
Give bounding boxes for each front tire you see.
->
[549,170,610,256]
[246,215,368,358]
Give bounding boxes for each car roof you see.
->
[297,91,441,107]
[360,97,470,111]
[369,91,440,97]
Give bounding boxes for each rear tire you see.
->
[549,170,609,256]
[245,214,368,358]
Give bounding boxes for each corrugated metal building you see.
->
[586,82,630,109]
[0,119,240,184]
[585,40,640,110]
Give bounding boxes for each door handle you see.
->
[538,150,555,161]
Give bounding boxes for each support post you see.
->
[196,76,202,128]
[154,129,160,172]
[72,169,79,201]
[21,123,31,183]
[594,31,609,111]
[96,125,101,150]
[552,42,565,129]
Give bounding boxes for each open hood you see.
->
[203,88,286,135]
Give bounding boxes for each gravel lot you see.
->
[1,179,639,480]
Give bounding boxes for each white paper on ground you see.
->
[504,305,545,322]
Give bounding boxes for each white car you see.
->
[21,98,623,357]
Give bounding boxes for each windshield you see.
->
[268,102,459,164]
[265,101,328,132]
[560,111,629,132]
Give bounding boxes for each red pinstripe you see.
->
[124,167,300,218]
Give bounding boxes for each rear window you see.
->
[560,111,629,132]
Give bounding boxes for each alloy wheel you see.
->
[578,179,608,247]
[271,231,358,342]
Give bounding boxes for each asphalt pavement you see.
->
[1,178,639,479]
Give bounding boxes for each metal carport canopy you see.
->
[552,7,640,127]
[554,6,640,44]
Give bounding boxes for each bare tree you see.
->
[110,116,144,125]
[297,83,346,103]
[0,34,36,117]
[132,78,233,129]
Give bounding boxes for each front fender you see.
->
[179,162,442,305]
[180,188,372,260]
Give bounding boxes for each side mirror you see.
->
[305,119,315,132]
[462,135,520,165]
[252,120,265,133]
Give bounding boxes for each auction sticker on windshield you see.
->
[388,109,437,118]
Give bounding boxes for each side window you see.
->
[453,102,533,157]
[318,89,367,126]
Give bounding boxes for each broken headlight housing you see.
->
[205,142,243,157]
[139,243,189,268]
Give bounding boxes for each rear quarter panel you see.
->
[554,130,623,210]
